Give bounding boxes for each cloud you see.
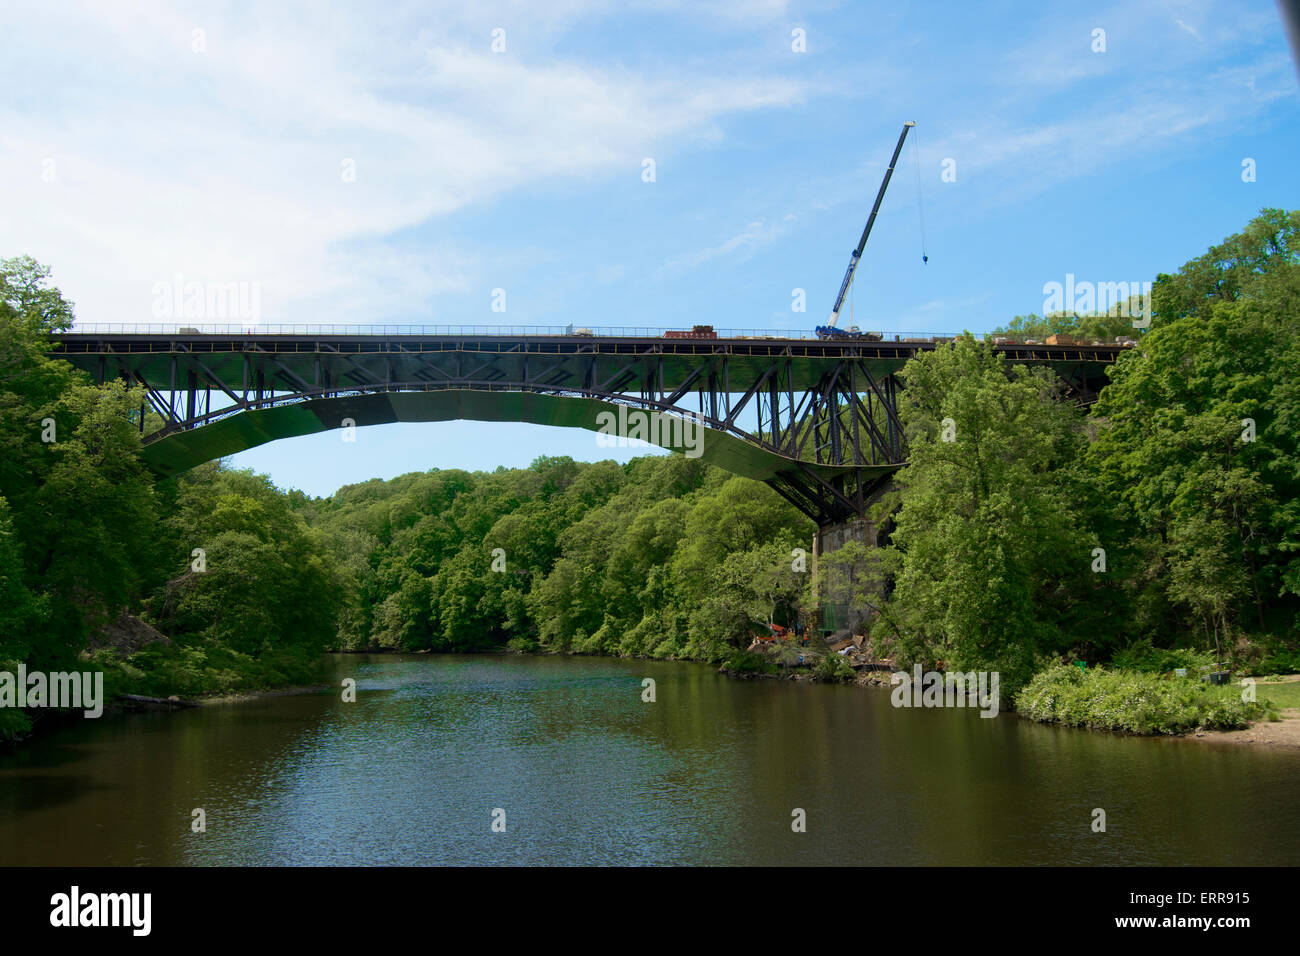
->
[664,218,789,272]
[0,0,808,327]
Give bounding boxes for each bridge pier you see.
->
[811,516,876,578]
[810,485,895,639]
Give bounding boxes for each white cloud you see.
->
[665,218,789,272]
[0,0,808,327]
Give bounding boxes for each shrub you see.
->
[89,641,327,700]
[0,708,32,742]
[571,630,604,655]
[724,650,777,675]
[1111,640,1216,675]
[1015,663,1274,735]
[814,651,855,682]
[1254,648,1300,677]
[651,637,681,659]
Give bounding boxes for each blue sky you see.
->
[4,0,1298,496]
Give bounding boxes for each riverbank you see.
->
[1180,708,1300,750]
[0,680,336,752]
[717,650,1300,752]
[191,683,334,705]
[1177,675,1300,750]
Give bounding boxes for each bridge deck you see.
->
[52,331,1126,394]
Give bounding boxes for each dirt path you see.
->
[1184,707,1300,751]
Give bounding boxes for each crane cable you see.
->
[912,124,928,264]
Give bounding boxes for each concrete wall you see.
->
[810,500,894,637]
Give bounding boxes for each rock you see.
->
[87,610,171,654]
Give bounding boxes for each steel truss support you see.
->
[93,341,913,526]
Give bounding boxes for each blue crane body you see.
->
[816,121,916,341]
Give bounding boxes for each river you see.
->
[1,653,1297,865]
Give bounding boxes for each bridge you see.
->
[49,324,1128,527]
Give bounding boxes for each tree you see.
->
[1151,208,1300,321]
[0,257,158,659]
[880,335,1096,691]
[1086,225,1300,645]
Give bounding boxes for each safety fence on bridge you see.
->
[67,323,1140,346]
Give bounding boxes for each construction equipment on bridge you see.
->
[664,324,717,339]
[817,121,916,342]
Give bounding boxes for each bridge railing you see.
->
[64,323,1141,345]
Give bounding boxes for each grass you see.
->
[1252,677,1300,709]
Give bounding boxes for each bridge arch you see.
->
[139,383,898,526]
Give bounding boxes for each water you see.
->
[1,653,1296,865]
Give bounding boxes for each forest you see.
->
[1,208,1297,739]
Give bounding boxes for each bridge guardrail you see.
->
[64,323,1139,346]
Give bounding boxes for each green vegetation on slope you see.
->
[868,209,1300,729]
[0,259,341,738]
[304,454,812,661]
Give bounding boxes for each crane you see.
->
[817,121,916,340]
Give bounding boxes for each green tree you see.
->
[1087,236,1300,646]
[1151,208,1299,321]
[880,335,1096,691]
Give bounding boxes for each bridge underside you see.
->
[51,331,1122,527]
[138,386,900,526]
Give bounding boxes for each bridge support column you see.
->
[811,516,878,587]
[809,486,895,640]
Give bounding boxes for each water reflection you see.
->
[0,654,1296,865]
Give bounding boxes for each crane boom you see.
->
[826,121,915,329]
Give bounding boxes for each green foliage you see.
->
[149,464,342,657]
[877,334,1098,694]
[89,644,328,700]
[1150,208,1300,321]
[878,210,1300,703]
[1110,640,1216,675]
[1086,212,1300,650]
[1254,649,1300,677]
[312,453,813,662]
[814,651,855,682]
[0,498,45,657]
[723,650,779,675]
[0,257,342,740]
[0,257,158,662]
[995,311,1138,341]
[1015,664,1273,734]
